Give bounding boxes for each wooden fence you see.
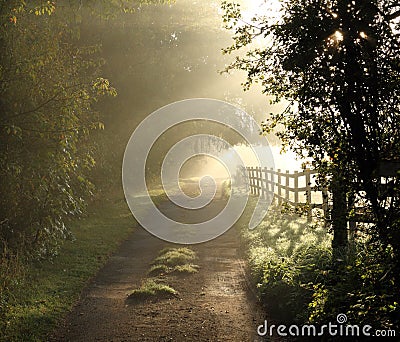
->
[245,165,398,225]
[245,161,400,231]
[245,167,328,221]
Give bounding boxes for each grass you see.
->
[148,263,170,276]
[171,263,199,275]
[129,247,198,303]
[152,247,196,267]
[238,198,332,323]
[239,198,400,330]
[0,198,136,342]
[148,248,199,276]
[127,279,177,302]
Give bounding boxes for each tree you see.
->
[0,0,170,256]
[222,0,400,326]
[0,0,148,258]
[222,0,399,257]
[0,0,171,328]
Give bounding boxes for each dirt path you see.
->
[51,199,266,342]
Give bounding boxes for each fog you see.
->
[82,0,303,180]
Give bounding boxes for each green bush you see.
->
[241,205,332,323]
[308,240,399,330]
[241,203,399,330]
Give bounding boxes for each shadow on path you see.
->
[51,199,267,341]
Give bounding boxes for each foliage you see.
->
[241,203,332,323]
[222,0,400,253]
[308,238,399,330]
[0,0,171,269]
[241,202,399,329]
[0,198,135,342]
[0,1,117,260]
[222,0,400,165]
[221,179,232,199]
[223,0,400,329]
[0,0,170,336]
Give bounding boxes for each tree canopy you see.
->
[0,0,168,256]
[222,0,400,327]
[223,0,400,245]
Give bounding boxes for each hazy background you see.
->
[82,0,304,181]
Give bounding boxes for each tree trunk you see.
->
[331,171,348,263]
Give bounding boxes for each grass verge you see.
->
[0,198,135,342]
[240,198,399,330]
[239,198,332,323]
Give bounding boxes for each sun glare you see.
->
[241,0,282,23]
[327,30,344,46]
[334,30,344,41]
[237,0,282,48]
[233,145,306,172]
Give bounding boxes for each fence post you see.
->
[285,170,290,203]
[248,168,252,194]
[294,171,299,206]
[322,187,328,221]
[270,167,274,203]
[261,167,266,199]
[255,168,258,195]
[253,167,256,195]
[277,169,282,204]
[305,168,312,222]
[246,165,338,226]
[251,168,255,195]
[262,167,267,200]
[246,168,250,194]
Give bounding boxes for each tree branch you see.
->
[3,83,85,122]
